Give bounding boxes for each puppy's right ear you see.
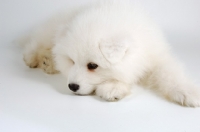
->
[99,37,130,64]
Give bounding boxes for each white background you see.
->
[0,0,200,132]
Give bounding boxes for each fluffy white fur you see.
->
[21,0,200,107]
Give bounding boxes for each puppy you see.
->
[22,0,200,106]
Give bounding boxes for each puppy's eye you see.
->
[87,62,98,70]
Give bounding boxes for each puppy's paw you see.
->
[96,81,130,101]
[167,87,200,107]
[23,52,38,68]
[23,48,58,74]
[41,53,59,74]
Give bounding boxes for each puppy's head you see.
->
[53,34,131,95]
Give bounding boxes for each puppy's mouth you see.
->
[74,90,95,96]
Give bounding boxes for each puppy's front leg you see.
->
[96,81,130,101]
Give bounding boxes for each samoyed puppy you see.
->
[22,0,200,106]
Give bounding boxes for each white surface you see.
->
[1,0,200,132]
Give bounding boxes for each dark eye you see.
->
[87,62,98,70]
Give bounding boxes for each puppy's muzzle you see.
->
[68,83,79,92]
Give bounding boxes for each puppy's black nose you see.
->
[68,83,79,92]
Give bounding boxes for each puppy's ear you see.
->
[99,37,130,64]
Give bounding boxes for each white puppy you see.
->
[22,0,200,106]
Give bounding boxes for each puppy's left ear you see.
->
[99,37,130,64]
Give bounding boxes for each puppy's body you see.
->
[22,0,200,106]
